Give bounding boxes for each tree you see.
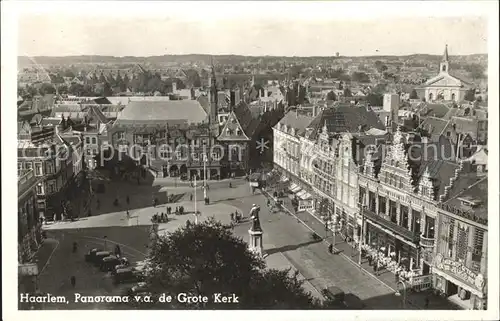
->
[351,72,370,83]
[365,93,383,106]
[409,89,419,99]
[343,87,352,97]
[132,219,323,309]
[39,83,56,95]
[103,82,113,96]
[63,70,75,78]
[464,88,476,102]
[464,63,486,80]
[326,91,337,101]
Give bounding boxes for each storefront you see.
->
[297,190,313,212]
[432,253,487,310]
[362,216,421,277]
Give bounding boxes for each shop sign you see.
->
[434,254,485,291]
[410,275,432,286]
[249,182,259,187]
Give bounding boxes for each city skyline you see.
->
[16,2,490,58]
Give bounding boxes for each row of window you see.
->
[85,136,98,145]
[18,161,54,176]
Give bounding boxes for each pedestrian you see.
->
[190,194,193,201]
[328,244,333,254]
[126,195,130,206]
[230,213,234,222]
[175,206,179,214]
[70,276,76,288]
[126,209,130,219]
[395,271,399,283]
[424,296,430,309]
[96,199,100,209]
[115,245,121,257]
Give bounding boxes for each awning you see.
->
[296,190,307,198]
[290,183,301,193]
[299,192,313,200]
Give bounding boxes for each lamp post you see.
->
[358,204,366,266]
[203,153,208,203]
[395,280,407,309]
[194,175,198,224]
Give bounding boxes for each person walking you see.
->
[190,194,193,201]
[328,244,333,254]
[126,195,130,206]
[70,276,76,288]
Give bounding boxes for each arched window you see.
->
[451,93,456,101]
[442,65,447,72]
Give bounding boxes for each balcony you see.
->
[419,235,435,248]
[361,207,420,243]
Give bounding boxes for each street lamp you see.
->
[395,280,407,309]
[194,175,199,224]
[203,153,208,204]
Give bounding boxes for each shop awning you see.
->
[290,183,301,193]
[296,190,307,199]
[301,192,313,200]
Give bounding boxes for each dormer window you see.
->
[226,128,233,135]
[236,129,242,136]
[458,197,482,208]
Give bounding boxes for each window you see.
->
[191,153,199,161]
[447,219,455,256]
[86,150,92,155]
[18,162,23,172]
[36,184,43,195]
[471,229,484,268]
[236,129,242,136]
[91,137,97,144]
[46,162,54,174]
[48,182,55,194]
[34,163,43,176]
[85,137,90,144]
[116,132,125,140]
[25,162,33,170]
[378,196,386,215]
[456,226,469,262]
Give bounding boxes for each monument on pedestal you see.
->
[248,204,264,257]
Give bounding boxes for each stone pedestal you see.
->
[248,229,263,257]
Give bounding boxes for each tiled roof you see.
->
[232,101,261,138]
[217,111,251,141]
[115,100,208,126]
[419,103,450,118]
[419,117,450,137]
[308,105,385,139]
[444,177,488,220]
[276,110,314,137]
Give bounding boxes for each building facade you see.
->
[423,45,471,102]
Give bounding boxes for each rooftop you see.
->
[115,100,208,126]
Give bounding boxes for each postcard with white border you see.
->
[2,1,499,321]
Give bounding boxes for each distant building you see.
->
[423,45,472,102]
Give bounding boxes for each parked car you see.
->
[84,248,103,263]
[322,286,345,302]
[113,267,144,285]
[93,251,112,266]
[100,256,129,272]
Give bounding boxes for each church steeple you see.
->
[439,44,450,74]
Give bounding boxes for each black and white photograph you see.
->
[2,1,499,320]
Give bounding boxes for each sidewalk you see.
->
[262,189,460,310]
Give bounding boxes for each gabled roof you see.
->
[217,111,251,141]
[232,101,261,138]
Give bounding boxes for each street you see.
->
[35,176,410,309]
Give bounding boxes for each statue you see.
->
[249,204,262,232]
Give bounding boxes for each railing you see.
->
[419,235,435,248]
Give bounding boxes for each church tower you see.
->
[439,44,450,75]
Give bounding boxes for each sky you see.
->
[15,2,491,57]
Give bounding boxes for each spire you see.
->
[443,44,449,62]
